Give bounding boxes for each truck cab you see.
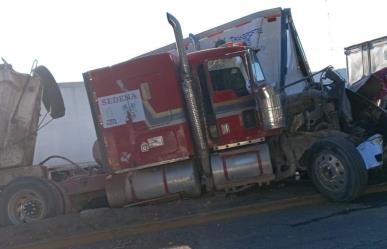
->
[85,34,287,206]
[188,46,283,150]
[85,45,282,171]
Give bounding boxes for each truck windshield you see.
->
[208,56,250,96]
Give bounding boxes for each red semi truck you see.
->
[0,8,385,226]
[85,12,385,207]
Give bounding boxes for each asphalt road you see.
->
[3,180,387,249]
[66,191,387,249]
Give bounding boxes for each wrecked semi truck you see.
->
[345,36,387,108]
[85,8,384,207]
[0,62,111,226]
[344,36,387,149]
[0,8,384,226]
[345,36,387,89]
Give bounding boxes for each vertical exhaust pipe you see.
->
[166,13,212,188]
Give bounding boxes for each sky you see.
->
[1,0,386,82]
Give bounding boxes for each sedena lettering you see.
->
[101,93,137,106]
[98,89,145,128]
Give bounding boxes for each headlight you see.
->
[369,134,383,145]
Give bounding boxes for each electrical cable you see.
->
[38,155,89,174]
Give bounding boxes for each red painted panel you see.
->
[85,46,283,172]
[86,53,193,172]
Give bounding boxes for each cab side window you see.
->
[208,56,250,96]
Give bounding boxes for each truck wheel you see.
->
[49,181,71,214]
[307,137,368,202]
[0,177,64,226]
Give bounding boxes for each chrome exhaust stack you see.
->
[167,13,191,78]
[167,13,212,187]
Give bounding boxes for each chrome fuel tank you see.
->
[211,143,274,190]
[105,159,201,207]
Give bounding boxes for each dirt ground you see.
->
[0,180,318,248]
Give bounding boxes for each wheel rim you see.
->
[7,190,47,224]
[314,152,347,193]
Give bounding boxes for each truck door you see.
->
[200,54,261,149]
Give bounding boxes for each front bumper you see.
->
[357,134,383,170]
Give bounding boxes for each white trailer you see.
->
[34,82,97,167]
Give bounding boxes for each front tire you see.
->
[308,137,368,202]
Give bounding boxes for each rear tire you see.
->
[0,177,64,226]
[307,136,368,202]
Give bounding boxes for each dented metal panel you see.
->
[0,65,42,168]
